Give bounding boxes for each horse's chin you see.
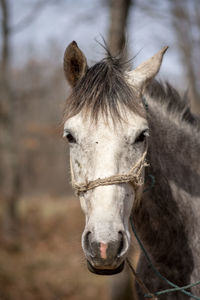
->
[87,260,125,275]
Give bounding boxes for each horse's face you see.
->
[64,111,148,274]
[63,41,167,274]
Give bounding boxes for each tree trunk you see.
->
[108,0,132,58]
[0,0,20,238]
[1,0,10,83]
[169,0,200,114]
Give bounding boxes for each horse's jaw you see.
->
[87,260,125,275]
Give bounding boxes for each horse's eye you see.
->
[66,133,76,143]
[135,130,149,143]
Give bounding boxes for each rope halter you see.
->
[70,146,149,195]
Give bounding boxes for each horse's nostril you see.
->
[117,231,124,257]
[84,231,91,249]
[83,231,96,258]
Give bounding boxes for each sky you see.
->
[5,0,185,86]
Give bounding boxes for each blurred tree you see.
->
[10,0,62,34]
[169,0,200,113]
[0,0,20,236]
[0,0,70,238]
[108,0,132,58]
[0,0,10,81]
[136,0,200,114]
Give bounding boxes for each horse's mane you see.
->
[145,80,200,131]
[63,54,145,122]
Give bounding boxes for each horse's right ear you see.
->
[64,41,88,87]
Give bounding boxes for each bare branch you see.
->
[10,0,61,34]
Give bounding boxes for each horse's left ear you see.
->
[127,46,168,92]
[64,41,88,87]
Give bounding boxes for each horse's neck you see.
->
[134,87,200,287]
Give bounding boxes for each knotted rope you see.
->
[70,147,148,195]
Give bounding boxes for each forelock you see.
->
[63,53,145,123]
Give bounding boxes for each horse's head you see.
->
[63,41,167,275]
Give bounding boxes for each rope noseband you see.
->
[71,147,148,195]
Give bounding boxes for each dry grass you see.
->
[0,196,109,300]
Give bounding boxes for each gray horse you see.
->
[63,41,200,299]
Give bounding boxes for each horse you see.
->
[62,41,200,299]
